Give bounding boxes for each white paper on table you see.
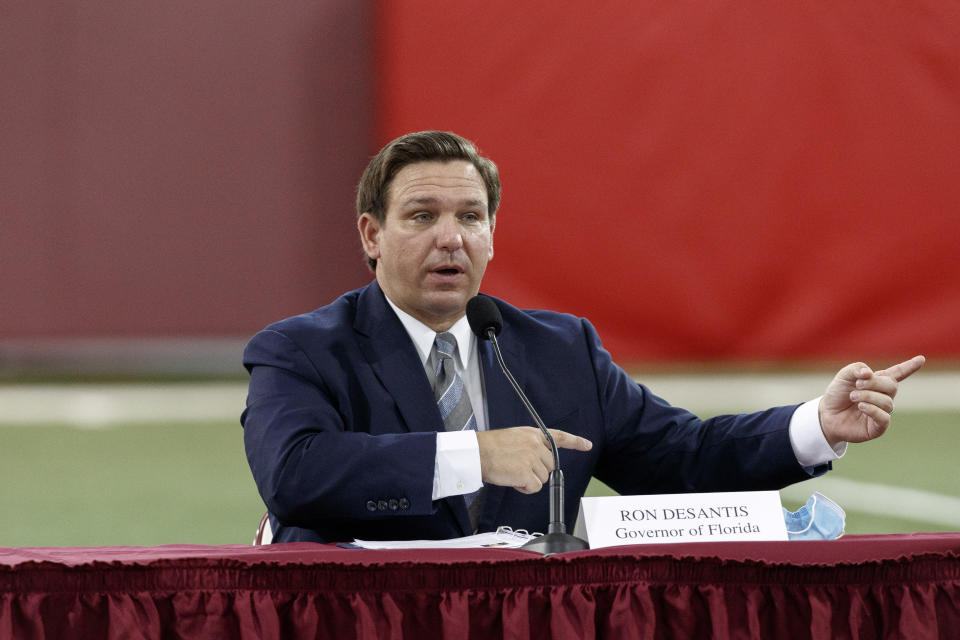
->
[353,526,540,550]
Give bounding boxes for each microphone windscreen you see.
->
[466,295,502,339]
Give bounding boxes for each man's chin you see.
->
[421,289,474,318]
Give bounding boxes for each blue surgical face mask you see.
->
[783,492,846,541]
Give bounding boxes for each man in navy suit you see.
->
[242,131,924,543]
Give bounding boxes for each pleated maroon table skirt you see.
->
[2,533,958,639]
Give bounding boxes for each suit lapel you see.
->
[354,281,444,435]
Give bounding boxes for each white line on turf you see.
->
[1,371,956,426]
[0,383,247,427]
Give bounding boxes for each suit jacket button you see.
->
[366,500,377,512]
[388,499,399,511]
[377,499,388,511]
[399,498,410,510]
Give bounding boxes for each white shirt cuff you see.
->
[789,396,847,468]
[432,430,483,500]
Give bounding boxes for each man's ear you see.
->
[488,217,495,260]
[357,213,381,261]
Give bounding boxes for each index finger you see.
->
[877,355,926,382]
[548,429,593,452]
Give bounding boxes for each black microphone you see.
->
[466,295,589,555]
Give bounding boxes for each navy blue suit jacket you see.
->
[242,281,823,543]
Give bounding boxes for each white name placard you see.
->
[578,491,787,549]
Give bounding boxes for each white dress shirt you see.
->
[384,297,845,500]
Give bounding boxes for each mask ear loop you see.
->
[813,492,846,538]
[785,494,818,535]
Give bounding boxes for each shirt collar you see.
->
[383,294,475,370]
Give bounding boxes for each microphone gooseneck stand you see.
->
[466,294,589,554]
[481,328,590,555]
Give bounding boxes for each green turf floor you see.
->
[1,410,956,547]
[1,421,262,546]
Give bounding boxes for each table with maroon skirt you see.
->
[2,533,959,638]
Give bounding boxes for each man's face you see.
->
[358,160,495,331]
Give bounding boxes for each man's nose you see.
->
[434,215,463,251]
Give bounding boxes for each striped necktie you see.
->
[431,332,483,528]
[431,332,477,433]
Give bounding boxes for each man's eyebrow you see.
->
[398,196,487,209]
[399,196,440,208]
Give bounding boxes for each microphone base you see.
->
[520,532,590,556]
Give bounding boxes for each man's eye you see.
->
[413,213,431,222]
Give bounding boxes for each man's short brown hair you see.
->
[356,131,501,271]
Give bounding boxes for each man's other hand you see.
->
[819,355,926,447]
[476,427,592,494]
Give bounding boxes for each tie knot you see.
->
[434,332,456,358]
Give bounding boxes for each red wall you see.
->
[377,1,960,363]
[4,1,959,365]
